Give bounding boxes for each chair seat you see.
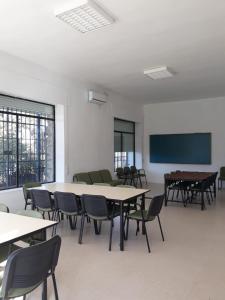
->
[128,210,155,221]
[0,271,41,298]
[60,210,80,216]
[37,207,54,212]
[88,204,120,221]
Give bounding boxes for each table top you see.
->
[34,183,150,202]
[165,171,214,182]
[0,212,56,246]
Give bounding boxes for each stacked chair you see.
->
[116,166,148,187]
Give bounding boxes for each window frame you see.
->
[114,118,135,171]
[0,93,56,190]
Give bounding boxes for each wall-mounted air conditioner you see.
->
[88,90,107,105]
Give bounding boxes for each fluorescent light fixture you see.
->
[144,66,174,80]
[55,0,114,33]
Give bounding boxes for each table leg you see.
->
[94,220,100,235]
[201,188,205,211]
[119,202,124,251]
[42,229,47,300]
[141,194,146,234]
[164,180,168,206]
[139,176,142,188]
[213,179,216,197]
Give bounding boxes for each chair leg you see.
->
[79,215,85,244]
[157,215,165,241]
[98,221,102,234]
[126,217,130,240]
[109,219,113,251]
[136,220,140,235]
[52,273,59,300]
[143,222,151,253]
[69,216,76,230]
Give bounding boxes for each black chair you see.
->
[130,166,140,187]
[23,182,41,210]
[116,167,126,183]
[54,192,81,231]
[218,167,225,190]
[79,195,120,251]
[126,194,165,253]
[138,168,148,185]
[0,235,61,300]
[123,167,135,186]
[190,177,214,207]
[31,189,55,220]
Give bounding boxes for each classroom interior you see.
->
[0,0,225,299]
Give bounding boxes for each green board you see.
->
[150,133,211,164]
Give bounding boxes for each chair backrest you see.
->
[116,167,124,177]
[1,235,61,299]
[54,192,80,213]
[23,182,41,200]
[130,166,137,174]
[219,167,225,178]
[81,194,108,218]
[88,171,102,184]
[31,189,53,209]
[0,203,9,213]
[73,181,87,185]
[147,194,164,218]
[74,173,92,184]
[123,167,131,175]
[99,169,113,183]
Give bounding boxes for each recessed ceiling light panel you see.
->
[55,0,114,33]
[144,66,174,80]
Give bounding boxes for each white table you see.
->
[0,212,56,246]
[0,212,56,300]
[34,183,150,251]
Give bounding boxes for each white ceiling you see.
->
[0,0,224,104]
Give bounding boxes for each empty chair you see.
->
[0,235,61,300]
[73,181,87,185]
[123,167,131,184]
[218,167,225,190]
[126,194,165,253]
[54,192,81,231]
[116,167,126,183]
[138,168,148,185]
[130,166,140,186]
[23,182,41,210]
[31,189,55,220]
[79,195,120,251]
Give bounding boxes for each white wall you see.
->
[0,51,143,210]
[144,97,225,183]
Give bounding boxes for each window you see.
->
[114,118,135,170]
[0,94,55,190]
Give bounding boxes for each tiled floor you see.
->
[32,183,225,300]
